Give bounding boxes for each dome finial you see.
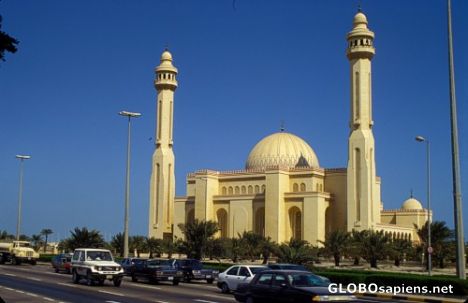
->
[357,0,362,12]
[280,120,285,132]
[410,189,414,198]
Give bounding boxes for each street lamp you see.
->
[415,136,432,276]
[119,111,141,258]
[15,155,31,240]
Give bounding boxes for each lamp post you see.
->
[415,136,432,275]
[15,155,31,240]
[119,111,141,258]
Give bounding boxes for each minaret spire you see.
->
[346,11,380,231]
[149,49,178,239]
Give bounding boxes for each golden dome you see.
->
[401,197,423,210]
[161,50,173,61]
[245,132,319,170]
[353,12,368,26]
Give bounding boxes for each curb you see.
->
[357,293,467,303]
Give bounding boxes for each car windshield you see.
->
[250,267,268,274]
[281,265,307,270]
[288,273,330,287]
[147,259,171,267]
[86,251,113,261]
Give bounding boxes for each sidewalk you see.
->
[357,292,468,303]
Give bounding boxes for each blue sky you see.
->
[1,0,467,242]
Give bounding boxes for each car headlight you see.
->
[156,271,163,275]
[176,271,183,276]
[192,270,200,274]
[212,270,219,274]
[94,266,102,271]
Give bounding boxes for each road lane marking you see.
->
[15,290,25,294]
[194,300,219,303]
[203,294,235,301]
[43,297,55,302]
[57,282,78,288]
[130,283,162,290]
[105,301,122,303]
[27,276,42,281]
[3,273,16,276]
[25,292,39,297]
[98,290,125,297]
[154,300,171,303]
[4,287,15,291]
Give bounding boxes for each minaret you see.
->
[149,49,178,239]
[346,11,380,231]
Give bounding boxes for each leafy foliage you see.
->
[178,220,219,259]
[60,227,105,251]
[0,15,19,62]
[352,230,391,268]
[417,221,454,268]
[275,238,317,265]
[40,229,53,253]
[321,229,350,266]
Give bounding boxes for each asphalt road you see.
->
[0,263,410,303]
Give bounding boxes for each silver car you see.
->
[217,265,268,293]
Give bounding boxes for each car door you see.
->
[224,266,239,290]
[270,274,293,303]
[236,266,252,288]
[250,273,273,302]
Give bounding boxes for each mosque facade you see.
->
[148,11,430,245]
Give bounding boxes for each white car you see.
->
[217,264,268,293]
[71,248,124,287]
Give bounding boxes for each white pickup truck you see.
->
[71,248,124,287]
[0,241,40,265]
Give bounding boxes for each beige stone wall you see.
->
[324,169,347,231]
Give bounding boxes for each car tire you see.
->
[131,275,138,282]
[113,277,122,287]
[55,267,59,273]
[98,279,105,286]
[183,275,191,283]
[30,260,36,265]
[172,279,179,286]
[207,278,214,284]
[221,282,230,293]
[86,270,93,286]
[246,297,255,303]
[72,270,80,284]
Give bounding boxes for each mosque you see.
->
[147,11,431,246]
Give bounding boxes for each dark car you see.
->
[267,263,330,284]
[169,259,218,284]
[131,258,182,285]
[234,270,356,303]
[120,257,146,276]
[51,253,72,274]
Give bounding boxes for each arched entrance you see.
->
[254,207,265,236]
[216,209,228,238]
[289,207,302,240]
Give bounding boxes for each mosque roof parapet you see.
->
[381,208,429,213]
[187,166,325,178]
[375,223,414,232]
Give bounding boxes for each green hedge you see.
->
[311,269,468,296]
[38,254,54,262]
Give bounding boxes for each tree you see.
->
[354,230,391,268]
[206,238,225,261]
[322,230,351,267]
[0,230,14,240]
[239,231,264,261]
[178,220,219,260]
[30,234,43,251]
[260,237,277,264]
[389,239,413,266]
[275,238,317,265]
[146,237,164,258]
[130,235,147,257]
[0,15,19,62]
[417,221,453,268]
[61,227,105,251]
[40,229,53,253]
[110,233,124,257]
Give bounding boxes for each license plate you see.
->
[206,275,211,278]
[168,277,173,280]
[106,275,113,279]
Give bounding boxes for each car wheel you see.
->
[207,278,214,284]
[183,275,191,283]
[221,282,230,293]
[72,270,80,284]
[246,297,255,303]
[131,275,138,282]
[54,267,59,273]
[86,270,93,286]
[98,279,105,286]
[172,279,179,286]
[30,260,36,265]
[113,277,122,287]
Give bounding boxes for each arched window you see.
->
[254,207,265,236]
[217,209,228,238]
[222,187,227,195]
[228,186,233,195]
[293,183,299,192]
[248,185,253,194]
[235,186,240,195]
[241,186,246,194]
[300,183,306,192]
[255,185,260,193]
[187,209,195,225]
[261,185,265,192]
[289,207,302,240]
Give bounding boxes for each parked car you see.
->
[267,263,330,284]
[131,258,182,285]
[217,264,268,293]
[169,258,218,284]
[51,253,72,273]
[234,270,356,302]
[71,248,124,287]
[120,257,146,276]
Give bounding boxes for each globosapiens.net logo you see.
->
[328,283,454,296]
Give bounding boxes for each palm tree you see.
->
[355,230,391,268]
[417,221,453,268]
[178,220,219,260]
[389,239,413,266]
[62,227,105,250]
[110,233,124,257]
[260,237,277,264]
[30,234,43,251]
[239,231,264,261]
[130,235,147,257]
[322,230,350,266]
[0,230,14,240]
[275,238,317,265]
[40,229,53,253]
[146,237,164,258]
